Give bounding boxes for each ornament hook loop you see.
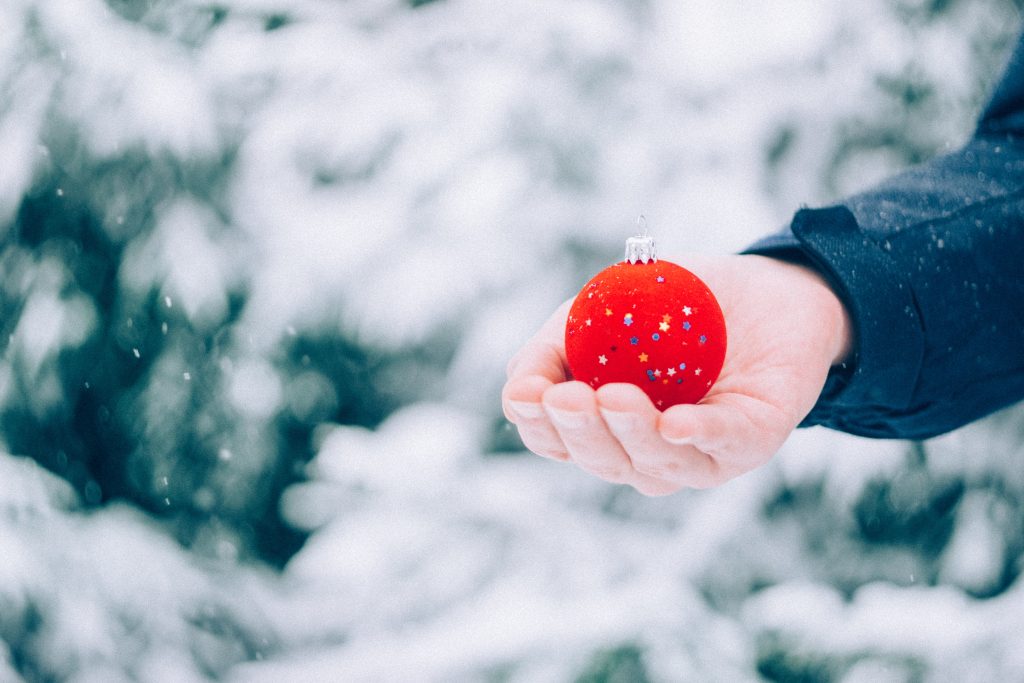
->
[625,215,656,264]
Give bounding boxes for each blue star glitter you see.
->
[682,321,691,331]
[699,335,707,344]
[630,336,639,345]
[656,276,665,283]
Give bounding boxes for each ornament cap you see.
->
[625,214,656,264]
[625,234,657,264]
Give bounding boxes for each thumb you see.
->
[657,393,790,469]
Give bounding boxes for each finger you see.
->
[505,339,568,385]
[658,393,788,475]
[505,300,571,381]
[595,383,721,489]
[502,375,569,460]
[542,381,635,484]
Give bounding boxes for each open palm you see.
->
[502,254,851,495]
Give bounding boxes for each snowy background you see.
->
[2,0,1024,680]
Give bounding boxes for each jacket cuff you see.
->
[743,206,926,434]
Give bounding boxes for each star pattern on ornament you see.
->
[563,257,725,409]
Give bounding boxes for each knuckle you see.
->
[632,479,679,497]
[633,461,682,480]
[519,434,565,460]
[579,464,631,483]
[537,449,570,461]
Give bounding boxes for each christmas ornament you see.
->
[564,224,726,410]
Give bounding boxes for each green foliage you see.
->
[757,636,926,683]
[575,643,651,683]
[756,636,837,683]
[0,148,403,565]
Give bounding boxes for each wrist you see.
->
[788,261,854,367]
[747,253,853,367]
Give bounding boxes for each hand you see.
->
[501,254,852,495]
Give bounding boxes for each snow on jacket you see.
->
[745,33,1024,440]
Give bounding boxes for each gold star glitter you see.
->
[585,318,592,326]
[638,352,648,363]
[605,307,613,316]
[662,314,672,323]
[694,368,702,376]
[659,321,670,332]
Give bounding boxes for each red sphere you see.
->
[564,259,726,410]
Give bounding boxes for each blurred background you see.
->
[2,0,1024,680]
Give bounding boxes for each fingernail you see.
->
[507,400,544,419]
[599,408,638,433]
[546,407,589,428]
[661,431,693,446]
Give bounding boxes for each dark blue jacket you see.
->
[745,34,1024,440]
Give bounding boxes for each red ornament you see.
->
[564,234,726,410]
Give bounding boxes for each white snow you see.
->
[2,0,1023,680]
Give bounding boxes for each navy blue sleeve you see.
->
[744,34,1024,440]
